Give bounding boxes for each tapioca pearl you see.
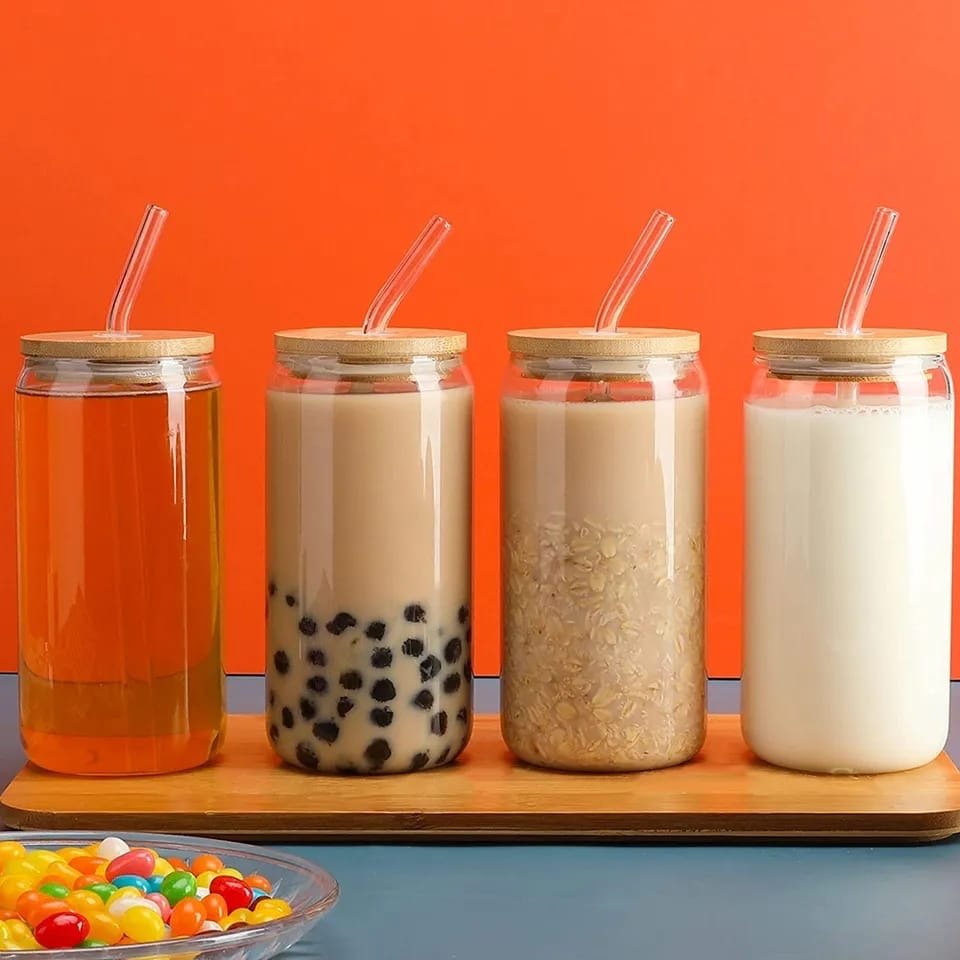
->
[443,637,462,664]
[371,678,397,702]
[413,689,434,710]
[268,724,279,741]
[326,612,357,635]
[268,689,276,707]
[364,738,392,769]
[419,655,442,681]
[402,638,424,658]
[268,581,277,597]
[299,697,317,721]
[299,616,318,637]
[296,743,319,769]
[371,647,392,669]
[281,707,294,728]
[340,670,363,690]
[410,752,430,771]
[313,721,340,744]
[370,707,394,727]
[306,675,328,694]
[456,707,468,724]
[431,711,448,736]
[443,673,462,695]
[458,604,469,625]
[436,746,451,765]
[404,603,427,623]
[365,621,387,640]
[307,648,326,667]
[273,650,290,674]
[337,697,355,718]
[285,594,296,607]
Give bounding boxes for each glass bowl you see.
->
[0,831,339,959]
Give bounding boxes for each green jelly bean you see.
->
[160,870,198,905]
[80,940,108,948]
[85,883,118,903]
[37,882,72,899]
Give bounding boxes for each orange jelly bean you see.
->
[190,854,224,876]
[201,893,228,922]
[31,899,73,925]
[73,873,104,891]
[69,857,107,876]
[16,890,51,925]
[245,874,272,893]
[86,909,124,946]
[166,857,189,872]
[0,909,17,920]
[169,896,206,938]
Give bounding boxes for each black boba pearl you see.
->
[456,707,468,724]
[273,650,290,674]
[281,707,294,728]
[299,616,318,637]
[285,594,296,607]
[365,621,387,640]
[296,742,319,769]
[326,612,357,635]
[313,721,340,744]
[437,746,451,764]
[458,604,469,624]
[419,655,442,681]
[371,707,394,727]
[340,670,363,690]
[443,673,462,694]
[371,647,393,669]
[463,657,472,680]
[404,603,427,623]
[307,648,326,667]
[337,696,355,718]
[431,711,448,736]
[299,697,317,721]
[365,738,392,768]
[443,637,462,664]
[268,723,279,741]
[402,638,424,658]
[307,675,328,694]
[371,678,396,702]
[268,581,276,597]
[336,764,358,775]
[268,689,276,707]
[410,752,430,771]
[413,689,434,710]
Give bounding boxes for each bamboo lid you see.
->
[275,328,467,360]
[21,330,215,360]
[507,328,700,358]
[753,328,947,360]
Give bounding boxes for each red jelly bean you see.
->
[209,876,253,912]
[105,848,156,882]
[34,910,90,949]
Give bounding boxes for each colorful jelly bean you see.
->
[201,892,228,923]
[84,909,123,946]
[145,874,166,893]
[169,896,206,938]
[119,904,166,943]
[110,874,150,894]
[84,882,117,903]
[106,848,156,882]
[190,853,224,875]
[246,873,273,893]
[209,875,253,912]
[37,882,71,900]
[161,870,198,905]
[96,837,130,861]
[34,910,90,949]
[145,892,172,922]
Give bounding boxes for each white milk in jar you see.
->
[742,329,954,774]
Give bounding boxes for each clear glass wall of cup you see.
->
[266,329,473,774]
[501,329,707,771]
[16,331,225,774]
[743,329,953,773]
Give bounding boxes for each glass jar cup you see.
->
[743,328,953,774]
[16,331,225,775]
[501,328,707,771]
[266,329,473,774]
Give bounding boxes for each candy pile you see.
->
[0,837,292,950]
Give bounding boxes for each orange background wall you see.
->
[2,1,960,677]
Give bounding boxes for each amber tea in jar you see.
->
[501,328,707,771]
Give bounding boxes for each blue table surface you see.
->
[3,676,960,959]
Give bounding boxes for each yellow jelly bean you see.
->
[0,920,11,945]
[67,889,105,913]
[43,860,82,885]
[5,917,39,949]
[120,904,166,943]
[0,875,35,909]
[223,908,255,929]
[86,909,124,946]
[107,886,144,905]
[153,857,175,877]
[195,870,218,888]
[24,849,60,869]
[251,908,284,924]
[55,846,88,862]
[0,841,26,867]
[253,898,293,918]
[1,858,40,880]
[216,868,243,880]
[95,861,109,876]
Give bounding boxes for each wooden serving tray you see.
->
[4,715,960,842]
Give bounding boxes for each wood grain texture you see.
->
[4,715,960,842]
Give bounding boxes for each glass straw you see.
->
[105,204,169,335]
[361,216,452,335]
[593,209,675,333]
[837,206,899,336]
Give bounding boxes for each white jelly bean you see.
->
[195,886,210,899]
[109,896,162,919]
[97,836,130,860]
[199,920,222,933]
